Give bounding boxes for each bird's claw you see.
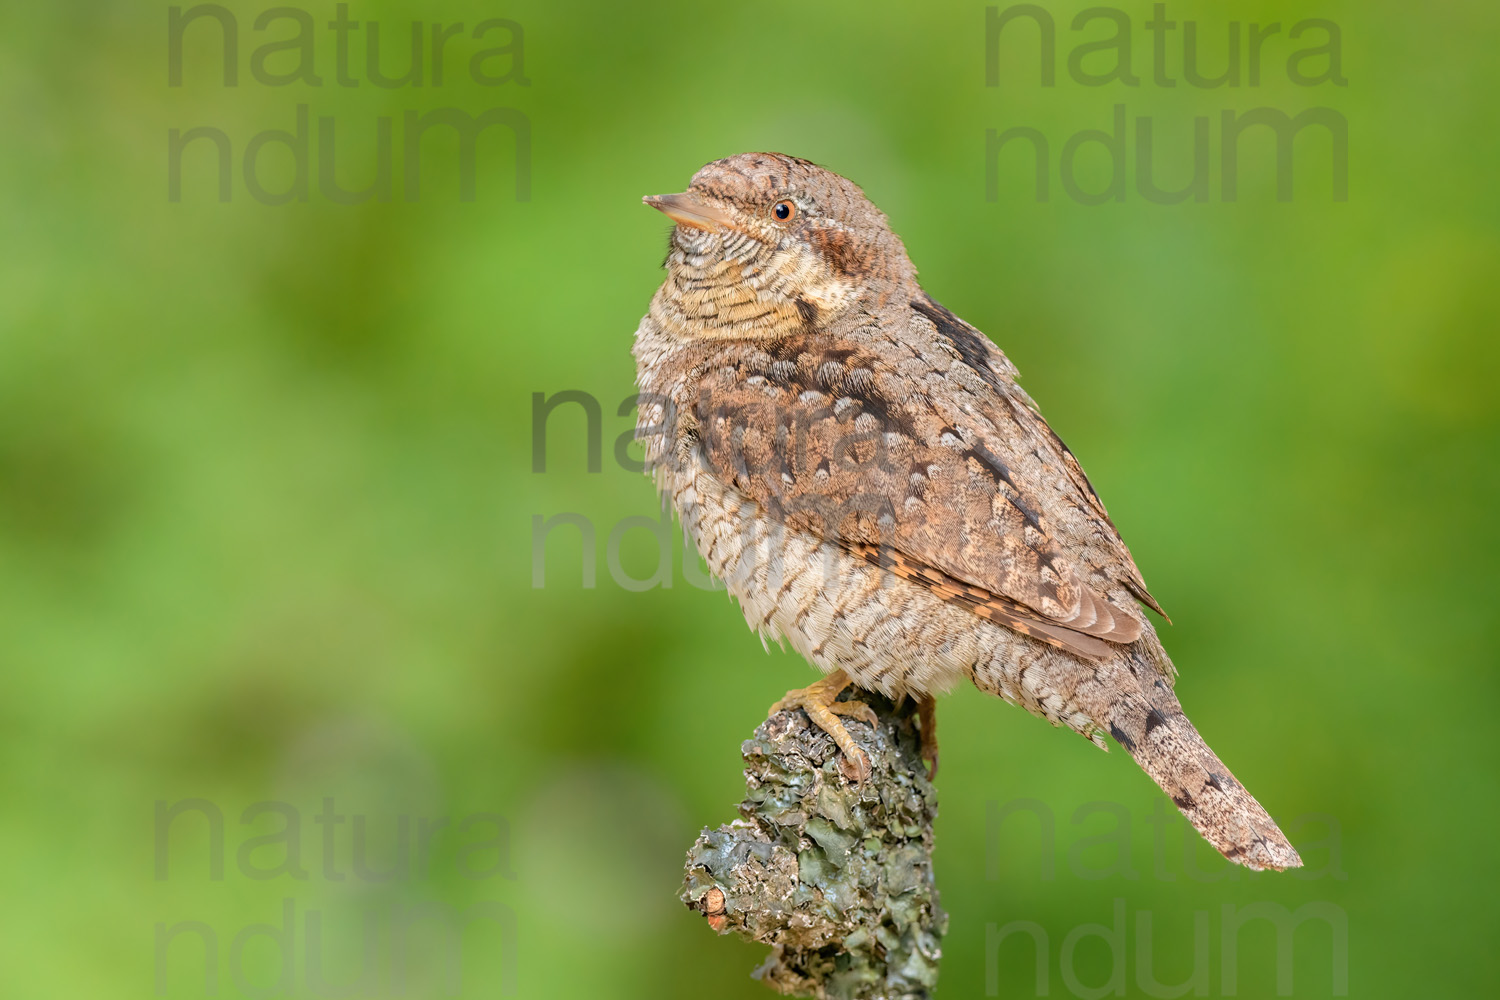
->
[769,668,875,781]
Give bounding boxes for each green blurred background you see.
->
[2,1,1496,997]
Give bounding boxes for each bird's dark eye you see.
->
[771,200,797,222]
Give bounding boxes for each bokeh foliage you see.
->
[1,1,1496,997]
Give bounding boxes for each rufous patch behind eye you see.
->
[807,225,864,276]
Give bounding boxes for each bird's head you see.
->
[643,153,913,340]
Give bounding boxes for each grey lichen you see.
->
[681,693,946,999]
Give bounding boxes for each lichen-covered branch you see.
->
[681,693,946,1000]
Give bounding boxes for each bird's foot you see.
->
[916,694,939,780]
[769,669,876,781]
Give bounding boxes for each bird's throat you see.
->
[651,233,856,342]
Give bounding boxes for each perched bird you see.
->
[633,152,1301,871]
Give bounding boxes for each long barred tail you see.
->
[1107,680,1302,871]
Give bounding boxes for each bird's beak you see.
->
[642,192,736,231]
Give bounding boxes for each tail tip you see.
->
[1238,838,1304,872]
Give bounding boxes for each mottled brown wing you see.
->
[845,542,1116,660]
[682,304,1162,659]
[910,296,1166,623]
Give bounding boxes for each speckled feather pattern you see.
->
[634,153,1301,871]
